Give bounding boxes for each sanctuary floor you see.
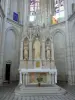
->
[0,82,75,100]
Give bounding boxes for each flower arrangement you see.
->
[37,75,43,87]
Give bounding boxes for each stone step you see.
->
[15,85,66,96]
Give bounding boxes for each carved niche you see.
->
[23,38,29,60]
[45,38,51,60]
[33,35,41,59]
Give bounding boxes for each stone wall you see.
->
[50,22,67,82]
[1,0,75,85]
[67,13,75,85]
[3,19,23,81]
[0,4,5,84]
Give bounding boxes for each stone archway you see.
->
[51,29,67,82]
[4,27,20,81]
[32,35,41,60]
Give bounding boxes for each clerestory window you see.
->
[29,0,40,22]
[52,0,64,24]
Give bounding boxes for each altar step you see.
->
[15,85,66,96]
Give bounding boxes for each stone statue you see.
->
[46,46,50,60]
[33,37,40,59]
[24,48,28,60]
[23,40,28,60]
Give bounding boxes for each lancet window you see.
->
[29,0,40,22]
[52,0,64,24]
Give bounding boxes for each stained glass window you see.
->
[52,0,64,24]
[29,0,40,22]
[55,0,64,18]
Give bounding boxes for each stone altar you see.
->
[19,27,57,86]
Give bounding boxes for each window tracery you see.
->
[52,0,64,24]
[29,0,40,22]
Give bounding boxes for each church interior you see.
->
[0,0,75,100]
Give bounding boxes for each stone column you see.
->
[19,72,22,84]
[7,0,11,15]
[28,28,33,68]
[25,73,28,86]
[55,71,57,83]
[51,0,55,16]
[29,39,32,60]
[4,0,9,17]
[17,0,24,24]
[42,39,46,67]
[49,0,52,25]
[20,41,23,60]
[23,0,30,26]
[51,39,55,68]
[49,73,51,85]
[23,73,25,85]
[42,39,45,60]
[27,73,29,84]
[51,73,54,85]
[8,0,11,15]
[47,73,50,84]
[17,0,20,19]
[64,0,72,85]
[28,39,33,68]
[51,73,52,85]
[22,73,27,87]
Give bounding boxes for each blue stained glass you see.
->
[13,12,18,22]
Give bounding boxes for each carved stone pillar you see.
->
[42,39,46,67]
[52,73,54,85]
[42,39,45,60]
[47,73,50,84]
[23,73,28,87]
[26,73,28,85]
[23,0,30,26]
[24,73,26,87]
[19,72,22,84]
[55,72,57,83]
[28,39,33,68]
[22,73,28,87]
[29,39,32,60]
[7,0,11,15]
[23,73,25,85]
[51,40,55,68]
[49,73,51,85]
[20,41,23,60]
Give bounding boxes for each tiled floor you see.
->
[0,82,75,100]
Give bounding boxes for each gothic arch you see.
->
[51,29,67,81]
[5,27,19,37]
[22,35,29,42]
[51,29,65,37]
[3,27,20,81]
[31,30,42,42]
[45,35,52,42]
[4,27,20,57]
